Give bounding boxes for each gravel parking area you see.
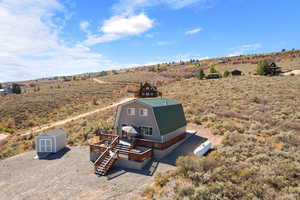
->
[0,133,204,200]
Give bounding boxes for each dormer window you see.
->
[139,108,148,116]
[127,108,136,116]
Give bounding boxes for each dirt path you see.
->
[187,123,224,147]
[0,134,8,146]
[92,78,107,84]
[283,70,300,76]
[20,98,134,137]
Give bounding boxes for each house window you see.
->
[127,108,136,116]
[139,108,148,117]
[140,126,152,136]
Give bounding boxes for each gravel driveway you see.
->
[0,133,204,200]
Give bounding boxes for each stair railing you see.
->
[103,150,119,175]
[94,148,109,172]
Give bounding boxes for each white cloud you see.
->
[80,21,90,33]
[0,0,117,82]
[101,14,153,35]
[185,28,202,35]
[228,43,262,57]
[81,0,211,45]
[112,0,211,15]
[84,13,153,45]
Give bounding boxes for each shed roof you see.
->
[40,128,66,137]
[136,98,187,135]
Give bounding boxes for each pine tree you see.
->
[197,69,205,80]
[12,83,21,94]
[223,70,230,77]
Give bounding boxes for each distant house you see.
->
[0,88,12,95]
[231,70,242,76]
[35,129,67,157]
[136,82,160,98]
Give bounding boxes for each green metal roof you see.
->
[136,98,187,135]
[137,98,181,107]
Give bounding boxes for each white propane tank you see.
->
[193,140,212,156]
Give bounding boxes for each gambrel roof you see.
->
[137,98,187,135]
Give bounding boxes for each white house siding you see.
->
[115,101,161,141]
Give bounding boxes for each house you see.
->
[231,69,242,76]
[135,82,160,98]
[90,98,188,176]
[115,98,186,143]
[0,88,12,95]
[35,128,67,157]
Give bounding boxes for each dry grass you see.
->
[141,73,300,199]
[0,80,124,134]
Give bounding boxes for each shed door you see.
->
[40,139,52,152]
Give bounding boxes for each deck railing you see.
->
[110,135,120,149]
[128,149,153,162]
[99,132,117,141]
[90,144,107,154]
[103,150,119,175]
[94,148,109,171]
[133,132,187,150]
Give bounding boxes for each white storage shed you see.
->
[35,128,67,154]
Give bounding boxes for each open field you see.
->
[0,80,127,134]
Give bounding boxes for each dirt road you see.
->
[92,78,107,84]
[20,98,134,137]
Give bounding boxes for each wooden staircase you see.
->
[93,134,121,176]
[94,148,119,176]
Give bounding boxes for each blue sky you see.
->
[1,0,300,82]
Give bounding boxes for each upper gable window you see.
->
[139,108,148,117]
[127,108,136,116]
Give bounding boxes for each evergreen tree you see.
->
[197,69,205,80]
[223,70,230,77]
[208,66,218,74]
[0,83,2,89]
[12,83,21,94]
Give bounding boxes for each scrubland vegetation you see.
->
[1,50,300,199]
[0,80,123,134]
[141,75,300,199]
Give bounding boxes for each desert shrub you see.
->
[222,132,245,146]
[174,181,195,200]
[91,96,98,105]
[256,61,269,75]
[154,172,171,187]
[223,70,230,77]
[197,69,205,80]
[208,66,218,74]
[141,186,155,199]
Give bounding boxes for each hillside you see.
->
[0,50,300,199]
